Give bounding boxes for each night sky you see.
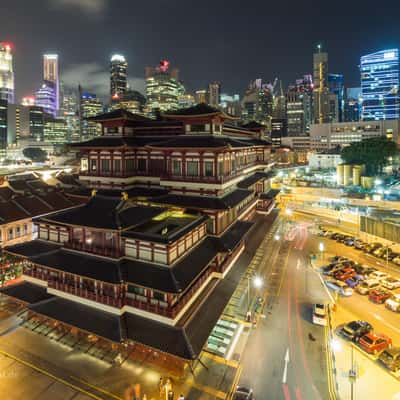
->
[2,0,400,101]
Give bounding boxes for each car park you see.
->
[381,277,400,290]
[379,348,400,372]
[340,320,373,342]
[368,288,391,304]
[359,332,392,354]
[312,303,327,326]
[356,280,380,295]
[385,294,400,313]
[325,280,353,296]
[233,386,254,400]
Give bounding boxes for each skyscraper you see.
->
[344,87,361,122]
[328,73,344,122]
[195,89,207,104]
[0,99,7,153]
[145,60,185,115]
[35,82,57,117]
[110,54,128,104]
[313,45,330,123]
[360,49,400,120]
[43,54,59,113]
[208,81,221,107]
[0,42,14,104]
[241,79,273,125]
[79,91,103,141]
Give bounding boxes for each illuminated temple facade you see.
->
[2,104,277,370]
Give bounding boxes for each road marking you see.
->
[282,347,290,383]
[371,312,400,334]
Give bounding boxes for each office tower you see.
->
[79,92,103,140]
[220,93,241,117]
[60,89,80,142]
[43,115,68,144]
[195,89,207,104]
[0,99,7,153]
[145,60,184,115]
[344,87,361,122]
[7,103,44,143]
[177,94,195,109]
[241,79,273,125]
[43,54,59,113]
[0,42,14,104]
[115,89,146,115]
[272,80,286,120]
[208,81,221,107]
[35,82,57,117]
[110,54,128,104]
[270,118,287,147]
[360,49,400,120]
[313,45,330,123]
[328,73,344,122]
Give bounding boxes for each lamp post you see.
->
[247,275,263,313]
[319,242,325,260]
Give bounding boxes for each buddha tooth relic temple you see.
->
[1,104,278,372]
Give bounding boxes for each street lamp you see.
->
[274,234,280,241]
[247,275,264,313]
[319,242,325,260]
[285,208,293,216]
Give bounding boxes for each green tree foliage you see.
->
[340,137,398,175]
[22,147,47,162]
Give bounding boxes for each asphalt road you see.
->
[239,218,331,400]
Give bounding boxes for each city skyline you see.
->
[2,0,400,100]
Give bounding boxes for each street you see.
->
[239,216,331,400]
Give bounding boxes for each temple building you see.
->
[2,104,277,372]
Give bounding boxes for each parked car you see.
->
[388,252,399,261]
[345,238,355,246]
[335,268,356,281]
[325,264,346,276]
[233,386,254,400]
[365,243,383,254]
[345,277,362,288]
[368,288,391,304]
[340,320,373,342]
[356,280,380,295]
[385,294,400,313]
[330,233,340,240]
[354,240,365,250]
[381,277,400,290]
[379,348,400,372]
[325,280,353,296]
[312,303,328,326]
[329,256,349,263]
[369,271,390,281]
[392,256,400,266]
[359,332,392,354]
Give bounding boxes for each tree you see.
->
[340,137,398,175]
[23,147,47,162]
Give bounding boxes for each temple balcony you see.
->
[64,240,122,259]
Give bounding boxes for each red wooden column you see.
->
[97,151,101,176]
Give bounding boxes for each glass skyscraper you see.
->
[360,49,400,120]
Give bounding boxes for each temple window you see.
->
[172,159,181,175]
[101,159,110,172]
[204,161,213,177]
[186,161,199,176]
[137,158,146,171]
